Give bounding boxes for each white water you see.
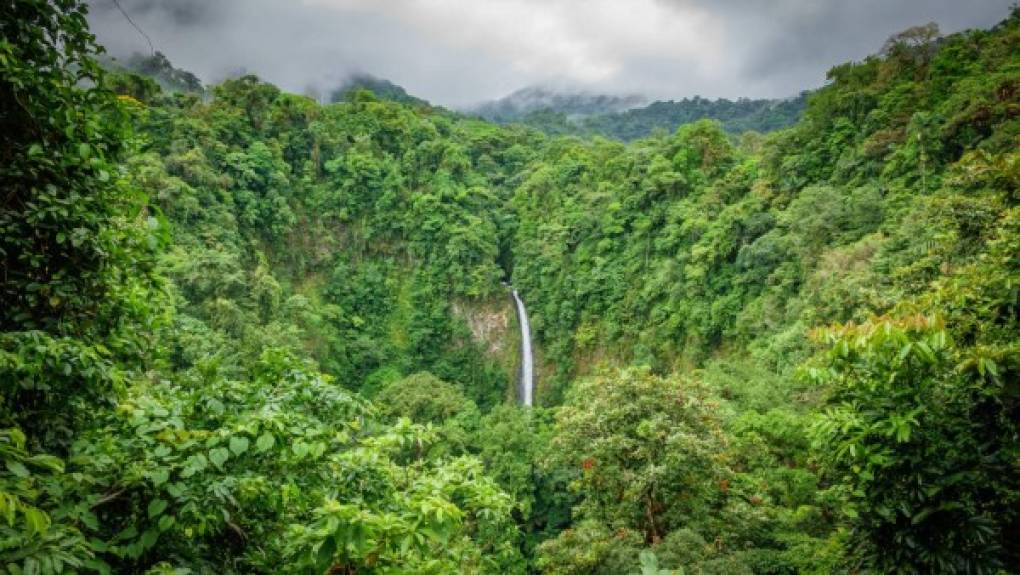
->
[511,289,534,407]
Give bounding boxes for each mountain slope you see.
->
[2,3,1017,574]
[476,90,807,140]
[581,93,807,139]
[510,14,1019,571]
[103,50,205,94]
[329,72,430,106]
[471,86,646,121]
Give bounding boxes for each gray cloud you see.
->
[86,0,1014,108]
[119,0,220,27]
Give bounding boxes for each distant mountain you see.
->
[471,86,646,122]
[102,51,205,94]
[330,74,429,106]
[479,92,808,140]
[580,93,809,140]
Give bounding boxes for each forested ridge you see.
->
[479,93,807,141]
[1,2,1018,574]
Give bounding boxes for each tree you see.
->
[1,1,163,570]
[374,372,472,423]
[0,0,165,448]
[543,368,727,545]
[811,315,1018,573]
[881,23,941,71]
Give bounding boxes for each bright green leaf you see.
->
[229,436,249,456]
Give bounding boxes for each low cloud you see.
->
[87,0,1014,107]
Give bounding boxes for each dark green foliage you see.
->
[544,368,728,544]
[810,199,1020,572]
[811,315,1019,573]
[375,371,474,424]
[105,51,205,95]
[508,9,1018,573]
[0,2,525,573]
[581,94,808,141]
[2,3,1018,573]
[0,1,164,570]
[122,67,530,405]
[510,10,1018,389]
[492,93,807,141]
[330,74,429,107]
[472,406,573,555]
[0,0,167,446]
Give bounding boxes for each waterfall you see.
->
[511,289,534,407]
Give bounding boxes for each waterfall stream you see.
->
[511,289,534,407]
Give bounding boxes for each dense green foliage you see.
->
[2,2,1017,573]
[329,74,430,107]
[480,93,807,141]
[471,88,806,141]
[508,14,1019,572]
[106,52,204,96]
[2,2,527,573]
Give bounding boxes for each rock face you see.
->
[451,298,511,355]
[451,294,536,404]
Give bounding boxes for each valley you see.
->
[1,3,1018,574]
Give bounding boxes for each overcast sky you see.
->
[86,0,1014,108]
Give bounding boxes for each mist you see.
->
[86,0,1014,107]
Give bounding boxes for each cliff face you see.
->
[453,297,511,355]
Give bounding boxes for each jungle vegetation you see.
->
[487,93,808,141]
[1,2,1017,573]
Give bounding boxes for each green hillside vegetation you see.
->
[2,2,1017,574]
[329,74,430,107]
[104,51,205,96]
[484,94,807,140]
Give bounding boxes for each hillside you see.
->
[475,91,807,140]
[580,93,808,139]
[102,50,205,95]
[471,86,646,122]
[329,73,431,106]
[2,3,1018,574]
